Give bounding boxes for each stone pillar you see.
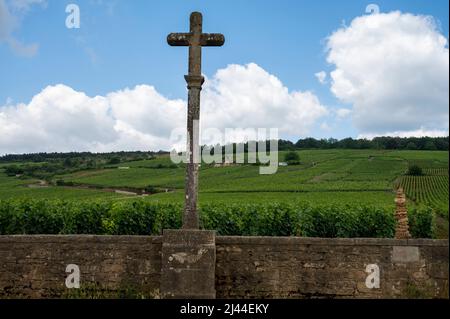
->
[394,187,411,239]
[183,75,204,230]
[161,229,216,299]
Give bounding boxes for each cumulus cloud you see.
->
[315,71,327,84]
[0,63,328,154]
[0,0,44,57]
[0,85,119,154]
[326,11,449,137]
[202,63,327,141]
[335,108,352,119]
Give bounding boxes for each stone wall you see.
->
[0,235,448,298]
[0,235,162,298]
[216,237,449,298]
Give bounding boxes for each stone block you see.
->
[161,230,216,299]
[392,246,420,263]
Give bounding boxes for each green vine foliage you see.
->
[0,199,434,238]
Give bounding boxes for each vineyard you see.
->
[396,171,449,211]
[0,199,435,238]
[0,149,448,238]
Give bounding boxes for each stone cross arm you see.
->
[167,33,225,47]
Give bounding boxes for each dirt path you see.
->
[27,180,49,188]
[58,183,174,197]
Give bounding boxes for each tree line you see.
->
[279,136,449,151]
[1,136,447,165]
[0,151,166,163]
[211,136,448,153]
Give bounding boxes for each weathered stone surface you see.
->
[163,229,215,245]
[215,237,448,299]
[0,235,162,299]
[160,230,216,299]
[392,246,420,263]
[0,235,447,299]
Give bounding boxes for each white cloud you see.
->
[315,71,327,84]
[0,63,328,154]
[0,0,44,57]
[335,108,352,119]
[359,128,449,140]
[202,63,327,141]
[326,11,449,137]
[0,85,119,154]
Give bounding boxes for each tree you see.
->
[5,165,24,176]
[278,139,296,151]
[63,158,74,167]
[407,165,423,176]
[385,137,399,149]
[86,159,96,169]
[423,141,437,151]
[295,138,319,149]
[406,142,417,150]
[285,151,300,164]
[145,185,157,193]
[108,157,121,164]
[56,179,65,186]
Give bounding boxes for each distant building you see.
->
[214,161,235,168]
[279,162,288,167]
[118,167,130,170]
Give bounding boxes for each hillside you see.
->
[0,149,446,208]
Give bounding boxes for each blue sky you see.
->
[0,0,448,153]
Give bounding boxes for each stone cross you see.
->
[167,12,224,229]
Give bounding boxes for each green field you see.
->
[1,149,448,238]
[1,149,448,210]
[0,170,120,200]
